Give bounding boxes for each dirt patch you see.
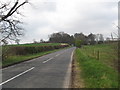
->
[71,54,85,88]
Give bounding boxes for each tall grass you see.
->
[81,43,118,70]
[75,48,118,88]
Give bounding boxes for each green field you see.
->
[74,43,119,88]
[81,43,118,70]
[5,43,62,47]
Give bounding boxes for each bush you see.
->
[75,40,82,48]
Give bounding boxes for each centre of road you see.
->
[42,53,61,63]
[42,57,53,63]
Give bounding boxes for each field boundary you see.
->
[2,47,70,69]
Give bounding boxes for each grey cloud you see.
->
[34,1,56,12]
[20,1,118,44]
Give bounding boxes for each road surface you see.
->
[1,47,75,88]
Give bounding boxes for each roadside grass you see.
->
[75,47,118,88]
[2,47,69,67]
[71,54,85,88]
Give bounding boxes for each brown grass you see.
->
[71,54,85,88]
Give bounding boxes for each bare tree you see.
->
[106,37,110,42]
[99,34,104,42]
[0,0,28,44]
[87,33,96,45]
[95,34,100,44]
[111,33,114,41]
[40,39,44,43]
[15,39,20,44]
[116,26,120,40]
[113,23,119,40]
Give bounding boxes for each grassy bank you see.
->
[74,43,118,88]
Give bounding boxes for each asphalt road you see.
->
[1,47,75,88]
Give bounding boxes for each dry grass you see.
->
[71,54,85,88]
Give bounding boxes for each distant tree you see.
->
[70,35,75,45]
[74,33,88,45]
[118,26,120,40]
[49,32,62,43]
[33,39,38,44]
[75,40,82,48]
[95,34,100,44]
[98,34,104,44]
[88,33,96,45]
[40,39,44,43]
[15,39,20,44]
[111,33,114,41]
[106,37,110,42]
[113,24,119,40]
[49,32,74,45]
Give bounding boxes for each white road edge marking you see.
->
[63,48,75,88]
[42,58,53,63]
[0,67,35,86]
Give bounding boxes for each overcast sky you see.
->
[17,0,119,44]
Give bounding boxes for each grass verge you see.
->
[71,53,85,88]
[75,48,118,88]
[2,47,70,67]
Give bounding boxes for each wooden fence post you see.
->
[97,50,100,60]
[93,49,95,57]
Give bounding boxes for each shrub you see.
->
[75,40,82,48]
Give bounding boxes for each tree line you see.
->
[48,32,105,46]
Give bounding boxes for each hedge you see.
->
[2,44,69,61]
